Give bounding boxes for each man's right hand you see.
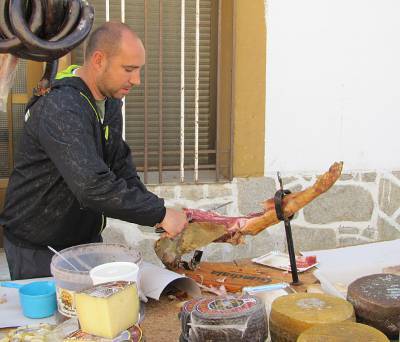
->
[158,208,188,237]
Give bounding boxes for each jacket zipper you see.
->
[79,91,108,236]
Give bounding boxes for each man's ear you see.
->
[91,50,106,71]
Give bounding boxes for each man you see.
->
[0,22,187,280]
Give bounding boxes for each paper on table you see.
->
[0,277,56,329]
[301,239,400,298]
[139,261,201,300]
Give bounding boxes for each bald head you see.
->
[85,22,140,61]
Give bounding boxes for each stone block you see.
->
[291,225,337,252]
[180,185,205,201]
[288,185,302,193]
[378,217,400,241]
[137,225,155,234]
[102,226,127,245]
[237,177,276,214]
[159,185,176,199]
[393,171,400,180]
[102,220,163,264]
[340,174,353,181]
[338,226,359,235]
[231,239,254,260]
[379,179,400,216]
[204,228,289,262]
[250,226,287,257]
[201,202,231,215]
[361,227,376,239]
[303,185,373,224]
[207,184,232,198]
[282,177,297,185]
[338,236,367,247]
[204,243,234,262]
[203,239,257,262]
[136,239,163,265]
[146,185,157,194]
[361,172,377,183]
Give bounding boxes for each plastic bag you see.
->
[0,54,19,112]
[0,323,56,341]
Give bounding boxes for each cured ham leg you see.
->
[155,162,343,268]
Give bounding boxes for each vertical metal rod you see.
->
[277,172,300,285]
[229,0,236,181]
[144,0,149,184]
[215,0,221,182]
[121,0,125,22]
[194,0,200,183]
[284,220,300,284]
[180,0,185,183]
[158,0,163,184]
[105,0,109,21]
[121,0,126,140]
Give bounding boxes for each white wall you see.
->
[265,0,400,174]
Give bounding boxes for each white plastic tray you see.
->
[251,251,318,273]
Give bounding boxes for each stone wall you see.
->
[103,170,400,265]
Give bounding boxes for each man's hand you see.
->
[158,208,188,237]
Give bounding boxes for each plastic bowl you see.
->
[20,281,57,318]
[90,262,139,285]
[50,243,142,317]
[1,280,57,318]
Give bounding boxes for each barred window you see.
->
[72,0,228,184]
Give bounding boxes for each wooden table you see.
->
[141,259,317,341]
[1,260,318,342]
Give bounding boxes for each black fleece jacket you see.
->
[1,70,166,249]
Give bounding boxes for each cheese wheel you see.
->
[269,293,355,342]
[347,273,400,339]
[179,297,204,341]
[189,295,267,341]
[297,322,389,342]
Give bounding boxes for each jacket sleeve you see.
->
[38,96,166,227]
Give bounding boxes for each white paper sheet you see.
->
[302,239,400,297]
[139,262,201,300]
[0,277,56,328]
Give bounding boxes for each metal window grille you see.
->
[0,60,28,177]
[72,0,232,184]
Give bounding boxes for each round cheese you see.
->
[269,293,355,342]
[297,322,389,341]
[189,295,267,341]
[179,297,204,341]
[347,273,400,339]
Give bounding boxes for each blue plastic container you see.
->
[1,280,57,318]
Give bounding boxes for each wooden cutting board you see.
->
[172,259,317,293]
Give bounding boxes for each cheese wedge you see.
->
[75,281,139,339]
